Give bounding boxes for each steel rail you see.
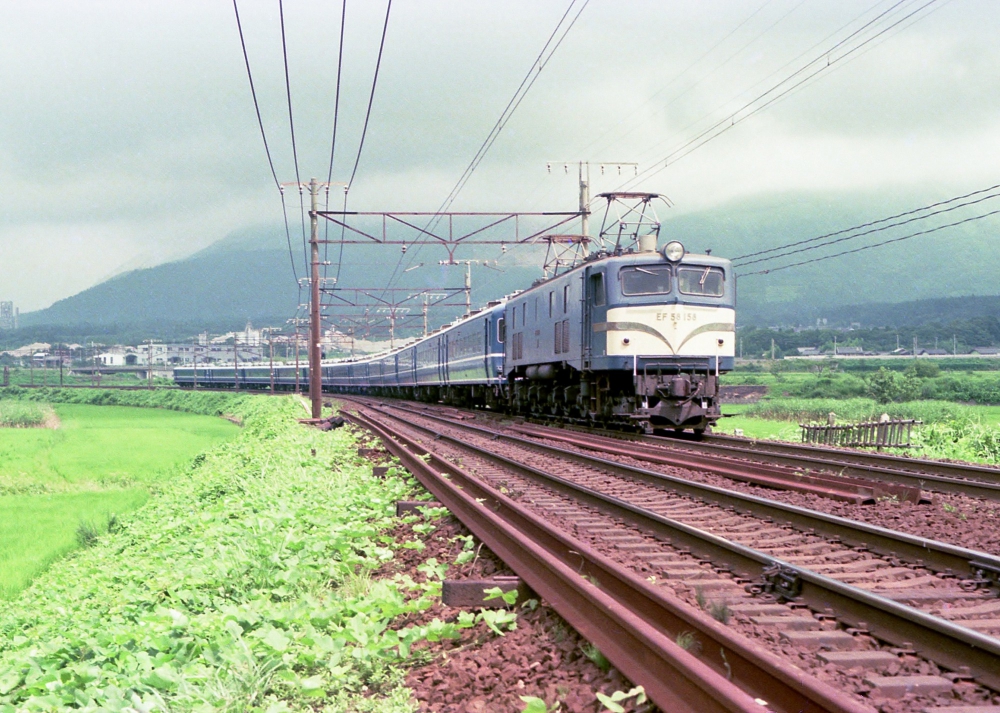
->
[356,400,1000,691]
[504,422,924,504]
[690,433,1000,501]
[381,400,1000,584]
[344,406,872,713]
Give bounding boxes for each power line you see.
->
[346,0,393,191]
[323,0,348,298]
[738,208,1000,276]
[733,183,1000,265]
[616,0,939,192]
[326,0,348,186]
[278,0,310,271]
[383,0,589,295]
[329,0,392,306]
[232,0,298,282]
[733,189,1000,267]
[577,0,797,162]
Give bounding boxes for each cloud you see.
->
[1,0,997,310]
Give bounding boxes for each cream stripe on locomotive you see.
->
[595,304,735,357]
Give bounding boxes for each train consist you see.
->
[175,239,735,432]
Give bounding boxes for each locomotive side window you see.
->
[590,272,606,306]
[548,291,554,318]
[621,265,671,295]
[497,317,505,343]
[563,285,569,313]
[677,266,725,296]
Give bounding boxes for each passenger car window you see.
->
[497,317,505,343]
[677,266,724,296]
[620,266,671,295]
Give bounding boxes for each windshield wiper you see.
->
[634,267,657,276]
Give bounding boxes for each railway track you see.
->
[341,396,1000,711]
[663,430,1000,502]
[373,396,1000,502]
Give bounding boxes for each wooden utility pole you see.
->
[308,178,323,418]
[233,336,240,390]
[294,332,301,394]
[147,340,154,389]
[268,331,275,394]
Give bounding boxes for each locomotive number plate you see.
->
[656,311,697,326]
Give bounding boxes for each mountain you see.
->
[12,189,1000,343]
[663,191,1000,326]
[15,225,539,343]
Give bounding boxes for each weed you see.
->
[709,600,731,624]
[675,631,698,651]
[580,642,611,673]
[596,685,647,712]
[694,586,707,610]
[75,519,103,548]
[549,621,568,643]
[520,696,557,713]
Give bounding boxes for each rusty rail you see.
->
[505,422,924,504]
[347,399,1000,693]
[343,405,871,713]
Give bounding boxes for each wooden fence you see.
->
[799,418,920,449]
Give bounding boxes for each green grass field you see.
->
[715,400,1000,464]
[0,403,239,598]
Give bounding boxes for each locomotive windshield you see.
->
[677,266,724,296]
[620,265,671,295]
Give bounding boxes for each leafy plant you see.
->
[483,586,519,606]
[0,394,445,711]
[479,608,518,635]
[596,685,647,712]
[520,695,557,712]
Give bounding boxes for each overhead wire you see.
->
[524,0,906,216]
[739,208,1000,276]
[322,0,348,322]
[326,0,393,295]
[232,0,298,282]
[346,0,393,191]
[577,0,796,162]
[382,0,589,298]
[615,0,940,192]
[278,0,310,271]
[735,190,1000,268]
[733,183,1000,265]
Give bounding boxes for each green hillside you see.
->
[13,225,539,344]
[666,191,1000,325]
[9,190,1000,344]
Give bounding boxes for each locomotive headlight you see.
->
[663,241,685,262]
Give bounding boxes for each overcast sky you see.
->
[1,0,996,310]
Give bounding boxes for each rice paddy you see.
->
[0,402,239,598]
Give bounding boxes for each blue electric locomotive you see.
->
[174,239,735,432]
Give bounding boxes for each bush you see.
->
[0,396,453,710]
[745,398,971,424]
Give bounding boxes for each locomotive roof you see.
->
[508,248,732,299]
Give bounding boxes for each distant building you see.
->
[971,347,1000,356]
[97,352,127,367]
[917,348,949,356]
[796,347,822,356]
[834,346,865,356]
[0,302,16,330]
